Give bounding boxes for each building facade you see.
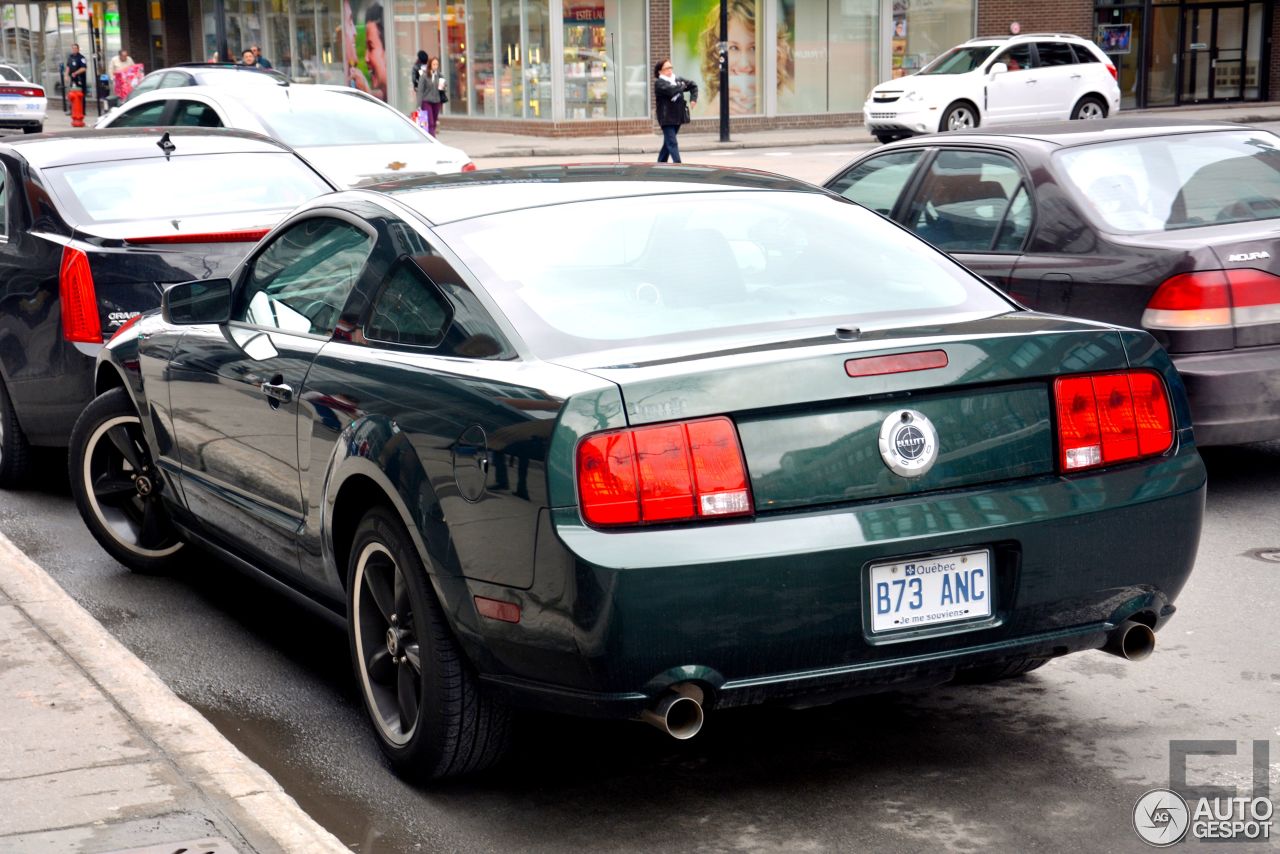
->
[0,0,1272,132]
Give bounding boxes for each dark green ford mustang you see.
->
[68,165,1205,781]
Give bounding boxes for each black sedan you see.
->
[70,165,1203,780]
[0,127,335,486]
[826,119,1280,446]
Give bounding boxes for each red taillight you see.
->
[576,416,753,527]
[462,162,477,172]
[125,229,269,245]
[59,246,102,343]
[1053,370,1173,472]
[1143,268,1280,330]
[0,86,41,97]
[1105,62,1117,81]
[107,313,142,343]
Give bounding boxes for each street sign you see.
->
[74,0,89,20]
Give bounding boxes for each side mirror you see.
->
[989,62,1008,77]
[162,277,233,325]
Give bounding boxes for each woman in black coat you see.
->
[654,59,698,163]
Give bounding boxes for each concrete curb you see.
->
[0,533,347,854]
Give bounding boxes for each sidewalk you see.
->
[39,99,1280,161]
[0,532,347,854]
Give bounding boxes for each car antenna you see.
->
[157,131,175,159]
[611,31,621,164]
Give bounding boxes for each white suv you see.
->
[864,34,1120,143]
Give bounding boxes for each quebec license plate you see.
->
[868,549,992,634]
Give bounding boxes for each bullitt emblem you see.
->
[879,409,939,478]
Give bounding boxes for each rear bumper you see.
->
[1173,344,1280,445]
[462,449,1206,719]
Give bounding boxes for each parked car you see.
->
[0,127,335,486]
[95,84,476,187]
[864,33,1119,144]
[70,164,1204,780]
[104,62,289,115]
[0,63,46,133]
[825,119,1280,446]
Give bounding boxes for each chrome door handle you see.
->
[1070,73,1082,79]
[261,381,294,405]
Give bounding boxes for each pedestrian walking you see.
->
[251,45,272,69]
[654,59,696,164]
[240,49,257,66]
[411,50,428,90]
[416,55,446,137]
[66,43,87,93]
[107,48,137,102]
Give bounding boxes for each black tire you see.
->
[23,124,41,134]
[954,657,1049,684]
[873,131,899,145]
[1070,95,1107,121]
[68,387,185,574]
[347,505,512,780]
[939,101,979,133]
[0,375,32,488]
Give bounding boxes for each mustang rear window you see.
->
[45,152,331,224]
[439,190,1014,359]
[1055,130,1280,232]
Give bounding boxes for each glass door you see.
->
[1180,3,1260,103]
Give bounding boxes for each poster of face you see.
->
[342,0,387,101]
[670,0,794,118]
[1097,23,1131,55]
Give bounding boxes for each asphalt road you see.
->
[6,139,1280,852]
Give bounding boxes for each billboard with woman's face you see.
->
[342,0,387,101]
[670,0,795,118]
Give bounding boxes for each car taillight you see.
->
[125,228,269,245]
[1053,370,1173,472]
[1105,63,1117,81]
[59,246,102,343]
[0,86,41,97]
[462,162,477,172]
[1142,268,1280,329]
[576,416,753,527]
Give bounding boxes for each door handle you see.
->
[1025,79,1037,85]
[261,380,294,406]
[1070,73,1082,79]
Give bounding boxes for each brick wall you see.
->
[975,1,1093,41]
[1271,4,1279,101]
[163,1,192,68]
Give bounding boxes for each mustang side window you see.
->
[904,150,1027,252]
[172,101,222,128]
[365,259,453,348]
[236,217,373,336]
[828,150,923,217]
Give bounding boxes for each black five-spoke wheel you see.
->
[347,506,512,780]
[69,387,184,573]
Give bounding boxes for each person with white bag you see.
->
[416,56,446,137]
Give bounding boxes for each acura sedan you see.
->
[0,127,334,487]
[70,165,1205,780]
[827,119,1280,445]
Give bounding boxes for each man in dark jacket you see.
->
[654,59,697,164]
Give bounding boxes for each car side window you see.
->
[827,150,923,216]
[110,101,170,127]
[126,74,164,100]
[235,217,374,336]
[1037,42,1078,67]
[1069,43,1099,64]
[904,150,1029,252]
[995,44,1034,71]
[364,259,454,348]
[172,100,222,127]
[993,184,1033,251]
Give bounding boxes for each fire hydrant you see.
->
[68,88,85,128]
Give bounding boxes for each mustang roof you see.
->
[0,127,293,170]
[378,163,823,225]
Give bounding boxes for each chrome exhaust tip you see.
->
[640,684,705,740]
[1102,619,1156,661]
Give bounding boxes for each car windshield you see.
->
[253,91,425,147]
[1055,130,1280,232]
[438,190,1013,359]
[0,66,23,82]
[918,46,998,75]
[44,152,331,224]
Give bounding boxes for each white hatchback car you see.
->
[96,83,473,186]
[0,63,46,133]
[864,34,1119,144]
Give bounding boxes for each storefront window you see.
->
[892,0,972,79]
[470,0,495,115]
[562,0,646,120]
[524,0,548,117]
[1095,5,1140,109]
[443,2,466,114]
[1147,4,1176,106]
[780,0,877,114]
[393,0,440,113]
